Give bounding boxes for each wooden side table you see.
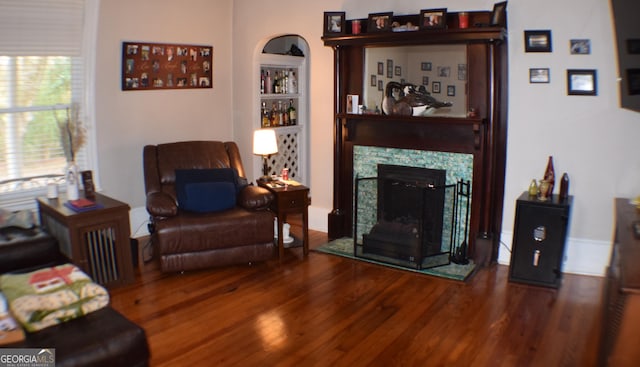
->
[36,192,134,288]
[258,180,310,260]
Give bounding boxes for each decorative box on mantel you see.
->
[323,7,508,265]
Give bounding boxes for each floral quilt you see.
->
[0,264,109,332]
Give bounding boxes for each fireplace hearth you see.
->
[354,164,470,269]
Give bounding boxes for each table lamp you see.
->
[253,129,278,181]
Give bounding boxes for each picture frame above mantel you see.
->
[368,12,393,32]
[324,11,346,36]
[322,15,506,47]
[419,8,447,30]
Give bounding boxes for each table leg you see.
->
[303,206,309,256]
[277,215,284,261]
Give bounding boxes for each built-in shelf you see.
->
[258,52,308,183]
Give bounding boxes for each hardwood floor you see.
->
[110,227,603,366]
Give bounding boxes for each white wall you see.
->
[232,0,337,232]
[502,0,640,275]
[94,0,640,274]
[94,0,234,235]
[230,0,639,275]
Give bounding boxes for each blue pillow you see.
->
[175,168,241,212]
[182,181,236,212]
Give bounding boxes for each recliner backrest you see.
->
[143,141,246,201]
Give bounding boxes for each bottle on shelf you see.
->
[260,69,265,94]
[277,100,284,126]
[270,102,278,127]
[283,101,290,125]
[288,99,297,125]
[261,102,270,128]
[282,70,289,94]
[265,70,272,95]
[273,71,280,94]
[288,69,297,94]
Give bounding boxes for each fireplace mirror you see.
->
[363,45,468,118]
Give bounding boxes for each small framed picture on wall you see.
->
[432,81,441,94]
[570,39,591,55]
[567,69,597,96]
[529,68,550,83]
[447,85,455,96]
[524,30,552,52]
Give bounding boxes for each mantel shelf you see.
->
[339,113,485,126]
[323,27,507,47]
[341,115,485,155]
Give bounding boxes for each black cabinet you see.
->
[509,192,573,288]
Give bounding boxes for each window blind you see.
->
[0,0,85,57]
[0,0,93,205]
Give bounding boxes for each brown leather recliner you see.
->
[143,141,275,272]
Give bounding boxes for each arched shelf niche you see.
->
[253,35,310,185]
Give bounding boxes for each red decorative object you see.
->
[544,156,555,196]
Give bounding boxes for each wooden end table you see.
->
[258,180,310,260]
[36,192,134,288]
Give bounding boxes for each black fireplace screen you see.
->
[354,165,471,270]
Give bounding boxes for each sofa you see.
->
[0,227,150,367]
[143,140,275,272]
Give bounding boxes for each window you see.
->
[0,0,97,209]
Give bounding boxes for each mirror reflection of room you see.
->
[363,45,467,118]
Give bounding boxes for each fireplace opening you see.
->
[354,164,470,269]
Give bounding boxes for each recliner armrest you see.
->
[146,191,178,217]
[238,185,273,210]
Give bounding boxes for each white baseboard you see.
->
[129,206,150,238]
[498,230,611,277]
[130,205,611,276]
[308,205,329,233]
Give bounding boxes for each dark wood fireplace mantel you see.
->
[342,114,484,153]
[323,9,508,263]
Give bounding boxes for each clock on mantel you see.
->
[323,7,509,265]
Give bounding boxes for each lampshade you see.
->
[253,129,278,156]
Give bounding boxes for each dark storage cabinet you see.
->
[509,192,573,288]
[598,198,640,365]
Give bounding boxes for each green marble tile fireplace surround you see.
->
[352,145,473,259]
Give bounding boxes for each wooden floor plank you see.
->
[110,227,603,366]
